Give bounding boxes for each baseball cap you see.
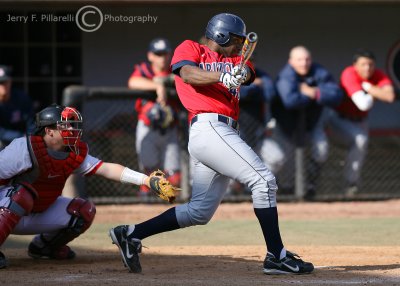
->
[0,65,11,82]
[149,38,171,54]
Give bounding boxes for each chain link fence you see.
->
[63,86,400,204]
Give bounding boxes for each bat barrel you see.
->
[247,32,258,43]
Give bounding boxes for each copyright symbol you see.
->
[76,5,103,32]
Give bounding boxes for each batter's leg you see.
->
[186,121,284,259]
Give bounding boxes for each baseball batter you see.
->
[110,13,314,275]
[0,104,174,269]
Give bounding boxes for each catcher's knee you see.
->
[31,198,96,252]
[1,183,37,217]
[0,184,37,245]
[251,178,278,208]
[66,198,96,234]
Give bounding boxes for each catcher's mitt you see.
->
[149,170,180,203]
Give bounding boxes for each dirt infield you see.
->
[2,200,400,286]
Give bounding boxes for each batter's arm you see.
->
[179,65,221,85]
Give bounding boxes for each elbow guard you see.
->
[351,90,373,111]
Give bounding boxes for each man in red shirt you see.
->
[111,13,314,275]
[128,38,181,196]
[329,49,395,196]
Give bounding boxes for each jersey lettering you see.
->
[171,40,254,121]
[199,62,234,73]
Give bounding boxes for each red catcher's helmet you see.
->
[35,104,83,154]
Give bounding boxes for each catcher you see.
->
[0,104,178,269]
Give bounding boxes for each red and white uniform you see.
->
[336,66,392,119]
[129,61,181,180]
[0,137,101,233]
[171,40,254,122]
[328,66,392,186]
[170,39,278,230]
[129,62,179,126]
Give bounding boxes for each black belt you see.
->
[338,113,366,122]
[190,114,239,131]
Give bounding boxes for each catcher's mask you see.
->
[35,104,83,154]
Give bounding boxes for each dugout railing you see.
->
[62,86,400,204]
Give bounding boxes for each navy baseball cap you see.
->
[0,65,11,82]
[149,38,171,54]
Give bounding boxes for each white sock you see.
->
[127,225,135,236]
[279,248,287,260]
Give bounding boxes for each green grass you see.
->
[6,217,400,249]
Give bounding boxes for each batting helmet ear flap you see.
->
[205,13,246,45]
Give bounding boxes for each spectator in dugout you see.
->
[0,65,35,150]
[128,38,181,197]
[271,46,343,200]
[326,49,395,197]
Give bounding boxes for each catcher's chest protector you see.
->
[17,136,88,212]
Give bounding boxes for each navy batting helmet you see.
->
[205,13,246,46]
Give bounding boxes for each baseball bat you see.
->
[236,32,258,74]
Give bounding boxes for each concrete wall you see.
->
[1,2,398,127]
[83,3,400,86]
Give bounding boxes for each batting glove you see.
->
[219,71,245,90]
[232,65,248,81]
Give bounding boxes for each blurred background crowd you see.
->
[1,1,399,203]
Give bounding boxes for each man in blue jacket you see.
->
[0,65,34,150]
[271,46,343,200]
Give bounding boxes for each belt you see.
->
[338,113,366,122]
[190,113,239,131]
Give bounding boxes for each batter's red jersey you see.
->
[336,66,392,118]
[171,40,255,121]
[129,62,174,125]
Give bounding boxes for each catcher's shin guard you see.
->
[36,198,96,251]
[0,184,36,246]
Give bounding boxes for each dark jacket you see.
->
[272,63,342,138]
[240,68,276,125]
[0,89,34,147]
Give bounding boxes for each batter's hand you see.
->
[219,71,244,90]
[232,65,248,81]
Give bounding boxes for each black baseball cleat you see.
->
[109,225,142,273]
[263,250,314,274]
[0,251,8,269]
[28,242,76,259]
